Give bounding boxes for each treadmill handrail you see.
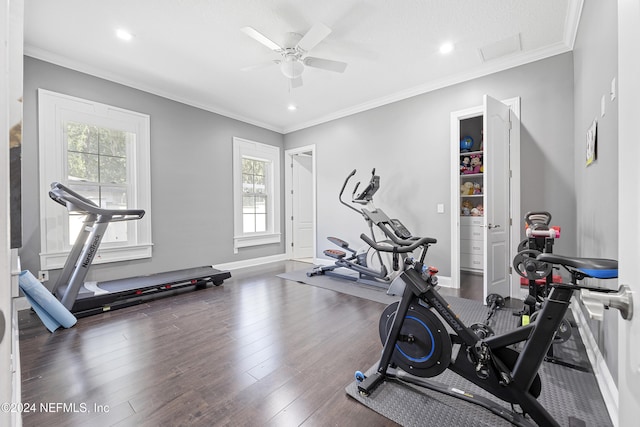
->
[49,182,145,221]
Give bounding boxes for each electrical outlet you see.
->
[38,270,49,282]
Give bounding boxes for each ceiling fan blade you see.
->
[240,60,279,72]
[296,23,331,52]
[290,76,303,89]
[303,57,347,73]
[241,26,283,51]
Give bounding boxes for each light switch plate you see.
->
[611,77,616,101]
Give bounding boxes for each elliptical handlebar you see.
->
[338,169,361,215]
[360,233,436,254]
[49,182,146,221]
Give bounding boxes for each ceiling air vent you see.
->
[478,33,522,62]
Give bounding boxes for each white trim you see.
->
[450,105,484,289]
[233,233,281,249]
[284,145,317,260]
[232,137,282,253]
[37,89,152,270]
[24,3,582,136]
[570,299,618,426]
[282,44,569,133]
[563,0,585,48]
[450,97,520,297]
[39,243,153,271]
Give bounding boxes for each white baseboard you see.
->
[570,299,618,426]
[436,275,453,288]
[14,297,29,311]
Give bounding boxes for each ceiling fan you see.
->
[241,23,348,88]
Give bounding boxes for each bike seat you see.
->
[536,253,618,279]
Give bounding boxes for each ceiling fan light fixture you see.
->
[280,55,304,79]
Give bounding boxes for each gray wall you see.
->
[284,52,576,277]
[573,0,619,381]
[21,57,285,286]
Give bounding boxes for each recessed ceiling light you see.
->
[439,42,454,54]
[116,28,133,41]
[287,104,297,111]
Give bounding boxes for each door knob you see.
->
[487,223,501,229]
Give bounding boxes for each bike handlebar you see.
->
[360,233,436,253]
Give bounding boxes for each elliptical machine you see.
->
[307,169,413,292]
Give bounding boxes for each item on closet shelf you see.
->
[460,136,474,152]
[460,156,471,174]
[461,200,473,215]
[471,204,483,216]
[460,181,474,195]
[473,182,482,194]
[469,154,483,174]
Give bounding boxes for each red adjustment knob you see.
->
[427,266,439,275]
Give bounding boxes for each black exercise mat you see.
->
[279,267,610,426]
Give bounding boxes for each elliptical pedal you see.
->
[324,249,347,259]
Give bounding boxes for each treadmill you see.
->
[48,182,231,318]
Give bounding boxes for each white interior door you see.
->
[291,152,314,259]
[617,1,640,424]
[483,95,511,299]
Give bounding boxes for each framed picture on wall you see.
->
[586,118,597,166]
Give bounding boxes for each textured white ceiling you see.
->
[24,0,581,133]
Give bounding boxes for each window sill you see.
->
[234,233,281,253]
[40,243,153,270]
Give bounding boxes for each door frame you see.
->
[284,145,316,260]
[450,97,521,298]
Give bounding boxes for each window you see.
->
[233,137,281,252]
[242,158,268,233]
[38,89,152,270]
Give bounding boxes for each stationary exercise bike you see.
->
[308,169,413,291]
[355,232,632,426]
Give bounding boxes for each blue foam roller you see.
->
[19,270,77,332]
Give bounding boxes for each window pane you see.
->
[68,152,99,182]
[254,160,265,176]
[99,128,128,157]
[242,196,255,213]
[255,214,266,232]
[243,214,255,233]
[242,158,253,174]
[254,174,265,194]
[255,195,267,214]
[242,173,254,193]
[100,155,127,184]
[67,122,100,154]
[100,186,128,210]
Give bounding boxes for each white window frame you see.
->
[232,137,281,252]
[38,89,152,270]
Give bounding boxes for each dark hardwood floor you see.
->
[19,261,491,427]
